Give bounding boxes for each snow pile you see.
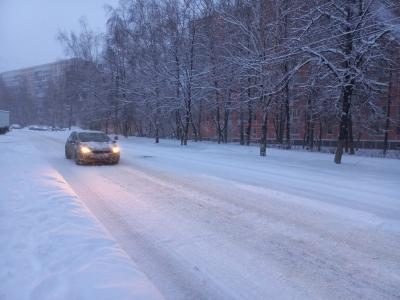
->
[0,133,163,300]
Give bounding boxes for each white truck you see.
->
[0,110,10,134]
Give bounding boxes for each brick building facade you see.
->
[199,63,400,150]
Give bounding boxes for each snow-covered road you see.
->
[7,130,400,299]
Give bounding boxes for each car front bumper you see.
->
[77,152,120,164]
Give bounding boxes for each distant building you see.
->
[0,59,80,125]
[0,59,77,98]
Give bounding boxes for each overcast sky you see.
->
[0,0,120,73]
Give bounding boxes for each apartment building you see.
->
[0,59,79,124]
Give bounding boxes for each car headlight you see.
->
[112,146,120,154]
[80,146,91,154]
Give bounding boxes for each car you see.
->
[10,124,22,129]
[51,126,66,131]
[65,131,120,165]
[29,125,50,131]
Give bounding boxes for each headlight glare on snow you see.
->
[80,146,91,154]
[112,146,120,154]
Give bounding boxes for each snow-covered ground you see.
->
[0,131,163,300]
[1,129,400,300]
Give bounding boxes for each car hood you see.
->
[81,142,114,151]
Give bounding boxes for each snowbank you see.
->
[0,133,163,300]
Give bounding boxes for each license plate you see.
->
[94,154,109,159]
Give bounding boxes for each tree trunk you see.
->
[383,71,393,155]
[246,101,252,146]
[123,120,129,138]
[239,94,245,145]
[305,94,314,151]
[356,133,361,151]
[285,99,291,149]
[114,104,119,134]
[260,110,268,156]
[183,104,190,146]
[155,122,159,143]
[198,100,203,141]
[68,104,73,130]
[334,84,352,164]
[191,115,198,142]
[105,119,109,134]
[223,108,229,144]
[318,119,322,152]
[303,109,308,149]
[284,66,291,149]
[183,114,189,146]
[308,120,315,151]
[348,113,354,154]
[175,110,182,140]
[276,105,284,145]
[334,7,354,164]
[148,120,152,137]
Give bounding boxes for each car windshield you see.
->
[78,132,110,142]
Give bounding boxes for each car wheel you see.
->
[73,150,82,165]
[65,148,71,159]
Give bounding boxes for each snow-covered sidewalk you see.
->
[0,133,163,300]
